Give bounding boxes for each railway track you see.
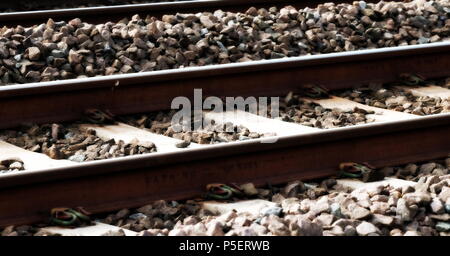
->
[0,42,449,227]
[0,0,449,236]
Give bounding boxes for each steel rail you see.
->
[0,42,450,129]
[0,113,449,226]
[0,0,379,26]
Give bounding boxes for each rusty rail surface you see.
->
[0,43,449,226]
[0,0,378,26]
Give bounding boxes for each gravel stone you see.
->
[206,221,224,236]
[421,163,437,174]
[404,230,421,236]
[431,198,445,214]
[260,206,283,217]
[240,183,258,196]
[314,213,334,226]
[330,203,345,218]
[296,218,323,236]
[281,198,301,214]
[68,154,85,162]
[356,221,379,236]
[390,228,403,236]
[396,198,414,222]
[310,196,330,215]
[199,16,214,29]
[265,216,289,236]
[439,187,450,203]
[0,159,25,173]
[9,161,24,170]
[351,206,371,220]
[26,47,41,61]
[372,214,394,226]
[436,222,450,232]
[283,180,306,197]
[403,192,432,206]
[344,225,357,236]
